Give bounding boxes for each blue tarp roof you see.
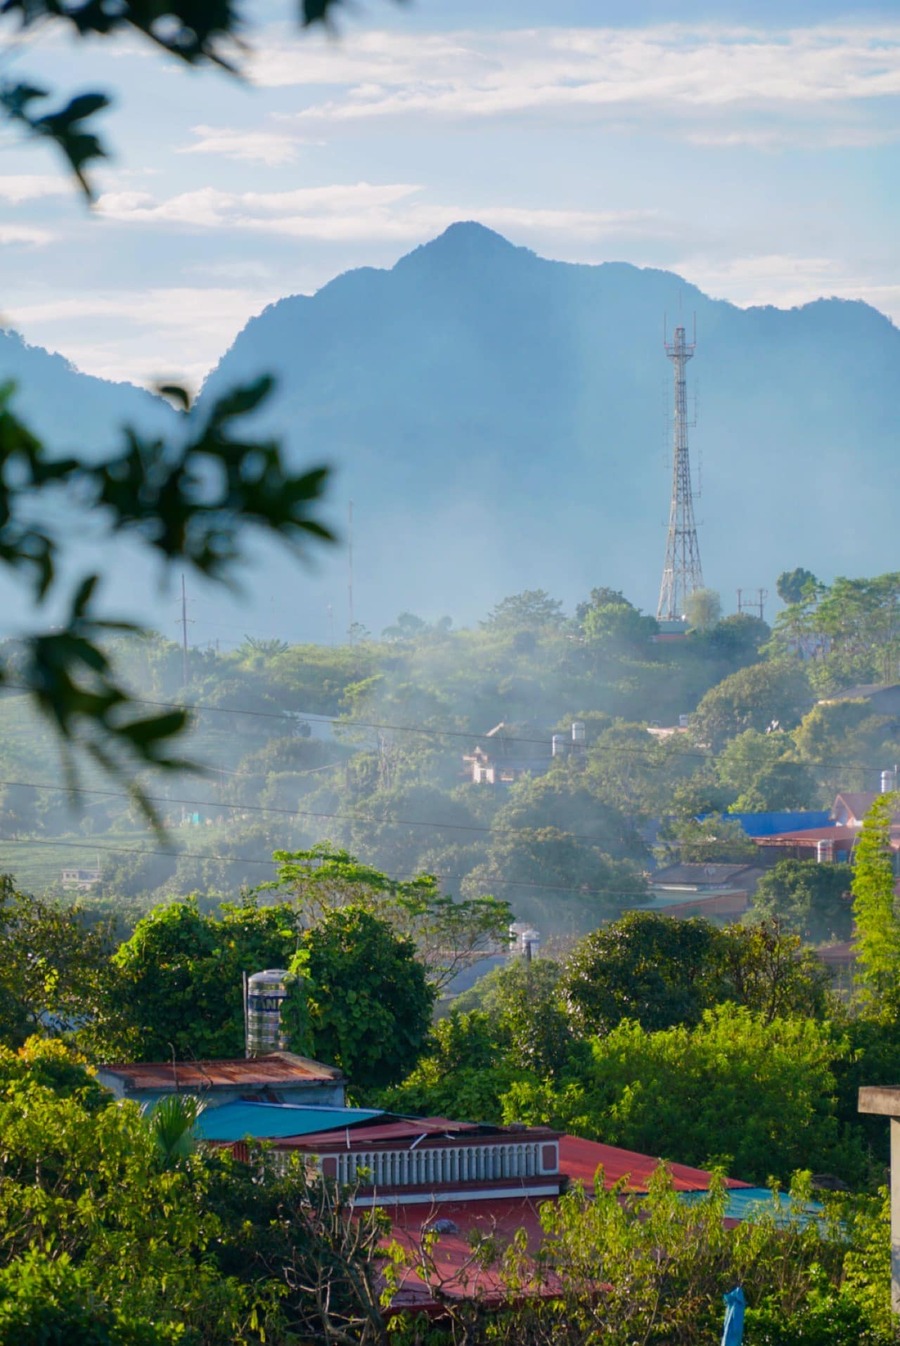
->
[728,811,831,838]
[195,1102,383,1143]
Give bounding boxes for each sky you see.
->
[0,0,898,389]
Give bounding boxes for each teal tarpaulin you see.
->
[195,1102,382,1142]
[721,1286,745,1346]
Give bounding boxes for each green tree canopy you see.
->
[504,1004,863,1186]
[692,662,813,749]
[752,859,854,945]
[100,898,298,1061]
[288,906,433,1094]
[776,568,819,605]
[260,844,511,992]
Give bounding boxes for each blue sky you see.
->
[0,0,897,387]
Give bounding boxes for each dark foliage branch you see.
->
[0,382,333,825]
[0,0,400,195]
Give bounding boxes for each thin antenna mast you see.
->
[347,500,355,646]
[656,325,704,622]
[180,574,189,687]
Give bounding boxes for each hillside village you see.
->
[0,571,898,1337]
[0,0,899,1337]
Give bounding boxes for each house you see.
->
[636,861,767,921]
[61,866,101,889]
[199,1100,766,1314]
[463,722,552,785]
[818,684,900,718]
[751,790,900,865]
[96,1051,346,1111]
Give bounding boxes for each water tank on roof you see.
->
[246,968,290,1057]
[881,769,897,794]
[571,721,586,744]
[552,734,565,758]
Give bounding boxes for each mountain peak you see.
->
[395,221,531,273]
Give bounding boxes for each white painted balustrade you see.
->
[325,1139,555,1188]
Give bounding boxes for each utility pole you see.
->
[657,324,704,622]
[737,588,768,621]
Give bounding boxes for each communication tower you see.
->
[656,325,704,622]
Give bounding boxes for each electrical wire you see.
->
[1,681,894,777]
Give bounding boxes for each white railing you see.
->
[326,1140,555,1188]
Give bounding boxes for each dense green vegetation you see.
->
[0,571,896,944]
[0,570,896,1339]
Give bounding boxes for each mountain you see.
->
[4,225,900,641]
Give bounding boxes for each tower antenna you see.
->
[347,500,354,646]
[656,324,704,622]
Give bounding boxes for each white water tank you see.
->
[552,734,565,758]
[571,721,586,744]
[817,840,834,864]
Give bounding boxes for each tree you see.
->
[657,813,759,864]
[482,590,566,632]
[100,898,298,1061]
[579,593,657,648]
[851,793,900,1010]
[287,906,433,1093]
[684,587,722,631]
[261,844,511,993]
[692,661,813,749]
[777,568,819,605]
[0,877,114,1048]
[751,859,854,944]
[561,913,726,1036]
[504,1005,863,1186]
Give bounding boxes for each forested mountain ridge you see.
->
[3,224,899,641]
[200,221,900,633]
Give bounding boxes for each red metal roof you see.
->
[99,1051,342,1089]
[383,1138,748,1310]
[558,1136,749,1192]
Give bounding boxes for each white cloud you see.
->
[675,252,900,326]
[5,286,283,387]
[250,23,900,132]
[178,125,308,166]
[0,225,54,246]
[94,180,666,245]
[0,176,70,204]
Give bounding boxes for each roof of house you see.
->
[276,1115,485,1150]
[98,1051,342,1091]
[196,1102,380,1142]
[729,810,831,837]
[833,792,878,821]
[650,862,763,887]
[821,684,900,703]
[557,1136,748,1193]
[383,1136,751,1310]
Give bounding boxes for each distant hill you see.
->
[4,225,900,640]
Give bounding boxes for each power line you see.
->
[3,681,894,778]
[0,775,650,849]
[0,835,655,901]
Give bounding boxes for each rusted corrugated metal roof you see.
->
[100,1051,342,1089]
[277,1116,484,1149]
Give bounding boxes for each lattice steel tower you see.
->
[656,325,704,621]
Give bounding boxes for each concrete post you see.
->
[858,1086,900,1313]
